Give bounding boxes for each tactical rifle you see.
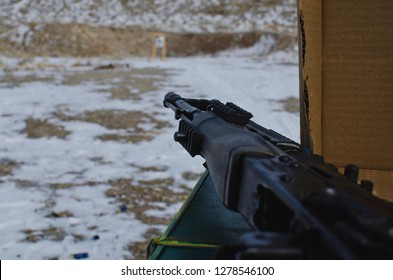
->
[163,92,393,259]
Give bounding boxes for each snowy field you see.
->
[0,53,299,259]
[1,0,297,34]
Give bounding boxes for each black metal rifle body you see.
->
[164,92,393,259]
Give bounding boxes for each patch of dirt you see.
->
[23,227,86,246]
[275,97,299,113]
[127,227,163,260]
[23,227,67,243]
[269,33,298,53]
[54,109,169,143]
[0,159,18,177]
[45,210,74,218]
[202,0,286,16]
[106,178,189,224]
[97,133,154,143]
[84,110,152,129]
[50,181,99,190]
[0,73,55,87]
[130,164,169,172]
[62,67,169,100]
[15,179,38,188]
[1,23,152,57]
[166,32,262,56]
[181,171,202,181]
[23,118,70,139]
[0,22,294,58]
[89,157,112,165]
[127,241,149,260]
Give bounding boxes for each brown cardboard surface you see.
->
[298,0,393,200]
[322,0,393,170]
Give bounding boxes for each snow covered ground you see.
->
[1,0,297,33]
[0,52,299,259]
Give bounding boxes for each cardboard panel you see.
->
[298,0,393,201]
[322,0,393,170]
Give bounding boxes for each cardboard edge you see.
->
[297,0,323,154]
